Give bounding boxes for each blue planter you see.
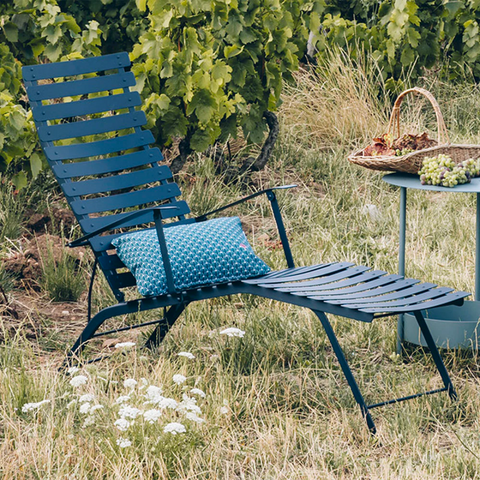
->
[404,301,480,349]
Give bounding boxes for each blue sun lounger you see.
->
[23,52,470,433]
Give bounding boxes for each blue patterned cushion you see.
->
[111,217,271,296]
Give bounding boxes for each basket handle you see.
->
[387,87,450,145]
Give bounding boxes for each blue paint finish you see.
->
[44,131,155,161]
[32,92,141,121]
[22,52,130,81]
[38,111,146,141]
[26,71,136,100]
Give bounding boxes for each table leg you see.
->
[476,193,480,301]
[397,187,407,354]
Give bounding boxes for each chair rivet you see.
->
[149,153,153,157]
[81,206,85,209]
[72,188,76,191]
[37,91,40,95]
[117,55,120,59]
[55,152,59,155]
[30,67,34,71]
[140,136,144,140]
[32,74,36,79]
[47,131,51,135]
[42,111,45,115]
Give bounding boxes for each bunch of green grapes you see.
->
[459,158,480,177]
[419,154,470,187]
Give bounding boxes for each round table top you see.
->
[382,172,480,193]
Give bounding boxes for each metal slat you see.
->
[242,262,340,284]
[79,201,190,233]
[70,183,181,215]
[268,265,370,289]
[53,148,165,179]
[307,276,414,299]
[26,71,136,101]
[279,270,390,295]
[62,166,169,197]
[22,52,131,81]
[328,283,437,305]
[45,131,155,161]
[320,279,426,303]
[97,253,125,270]
[348,287,454,310]
[366,291,469,314]
[38,111,146,141]
[32,92,141,121]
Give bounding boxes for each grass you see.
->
[2,49,480,478]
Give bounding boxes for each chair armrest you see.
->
[195,184,297,269]
[194,185,297,221]
[68,205,180,248]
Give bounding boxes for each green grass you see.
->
[2,52,480,478]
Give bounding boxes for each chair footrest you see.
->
[366,387,448,409]
[244,262,470,318]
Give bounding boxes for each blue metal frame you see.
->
[23,53,471,434]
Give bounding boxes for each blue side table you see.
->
[383,172,479,352]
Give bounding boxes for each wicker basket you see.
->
[348,87,480,174]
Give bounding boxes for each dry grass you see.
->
[281,49,389,150]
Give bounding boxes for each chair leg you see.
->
[313,310,377,434]
[144,303,187,350]
[413,311,457,400]
[63,303,130,368]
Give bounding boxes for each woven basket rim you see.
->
[348,143,480,161]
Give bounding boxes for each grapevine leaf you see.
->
[29,152,43,178]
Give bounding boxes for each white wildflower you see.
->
[140,378,149,386]
[114,418,130,432]
[83,416,95,428]
[220,406,229,415]
[69,375,88,388]
[177,395,201,414]
[163,422,186,435]
[190,388,206,398]
[119,405,142,419]
[115,342,136,349]
[123,378,137,389]
[219,327,245,338]
[21,399,50,413]
[144,385,163,403]
[177,352,195,359]
[143,409,162,424]
[79,394,94,403]
[116,395,131,404]
[79,403,91,414]
[172,374,186,385]
[185,412,205,423]
[90,404,104,413]
[67,366,79,375]
[156,397,178,410]
[116,438,132,448]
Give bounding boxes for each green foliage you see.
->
[5,0,480,184]
[0,0,108,185]
[313,1,480,91]
[130,0,323,152]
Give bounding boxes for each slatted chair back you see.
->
[23,53,190,301]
